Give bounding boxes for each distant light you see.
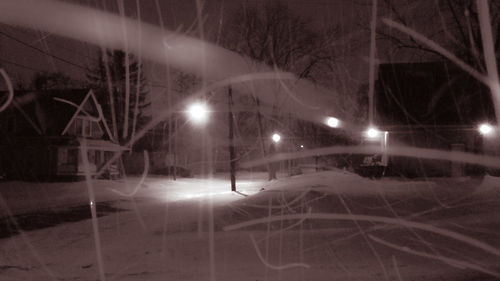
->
[326,117,340,128]
[479,123,494,136]
[186,102,209,124]
[365,127,381,139]
[300,144,304,148]
[272,133,281,143]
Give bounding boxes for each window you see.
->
[91,121,103,138]
[75,118,82,136]
[67,149,77,164]
[68,121,76,135]
[95,150,101,165]
[57,148,67,164]
[58,148,77,164]
[87,149,95,164]
[68,117,97,137]
[83,119,91,137]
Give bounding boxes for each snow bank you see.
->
[257,169,432,196]
[476,175,500,193]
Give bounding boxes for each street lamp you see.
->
[268,133,281,181]
[478,123,494,136]
[272,133,281,143]
[186,102,209,124]
[326,117,340,128]
[365,127,381,139]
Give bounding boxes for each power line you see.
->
[0,57,44,73]
[5,24,97,62]
[39,37,95,61]
[0,30,89,71]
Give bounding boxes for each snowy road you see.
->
[1,170,500,280]
[0,172,268,215]
[0,172,267,239]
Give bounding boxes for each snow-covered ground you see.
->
[1,170,500,280]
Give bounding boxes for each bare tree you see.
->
[221,1,338,81]
[377,0,500,70]
[221,1,339,179]
[372,0,500,126]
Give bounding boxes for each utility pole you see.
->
[173,116,177,181]
[228,86,236,191]
[368,0,378,125]
[477,0,500,126]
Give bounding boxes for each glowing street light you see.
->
[186,102,209,124]
[478,123,494,136]
[269,133,281,180]
[365,127,381,139]
[272,133,281,143]
[326,117,340,128]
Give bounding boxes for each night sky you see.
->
[0,0,459,124]
[0,0,371,95]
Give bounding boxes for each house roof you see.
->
[2,89,93,136]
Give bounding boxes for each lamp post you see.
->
[185,101,210,177]
[268,133,281,180]
[326,117,340,128]
[478,123,494,136]
[228,86,236,192]
[272,133,281,143]
[186,102,209,125]
[479,123,500,176]
[365,126,381,139]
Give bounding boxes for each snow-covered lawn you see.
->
[1,170,499,280]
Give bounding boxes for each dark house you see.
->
[375,61,496,176]
[0,89,126,180]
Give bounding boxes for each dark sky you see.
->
[0,0,370,85]
[0,0,376,120]
[0,0,457,126]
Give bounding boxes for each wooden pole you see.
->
[228,86,236,191]
[368,0,378,124]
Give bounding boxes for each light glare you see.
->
[272,133,281,143]
[187,102,209,124]
[365,127,381,139]
[326,117,340,128]
[479,123,494,136]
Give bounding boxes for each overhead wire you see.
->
[0,30,89,71]
[0,57,45,73]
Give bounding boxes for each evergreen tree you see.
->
[87,49,150,144]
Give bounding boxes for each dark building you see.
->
[0,89,126,180]
[375,61,496,177]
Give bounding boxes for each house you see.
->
[0,89,126,180]
[374,61,496,177]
